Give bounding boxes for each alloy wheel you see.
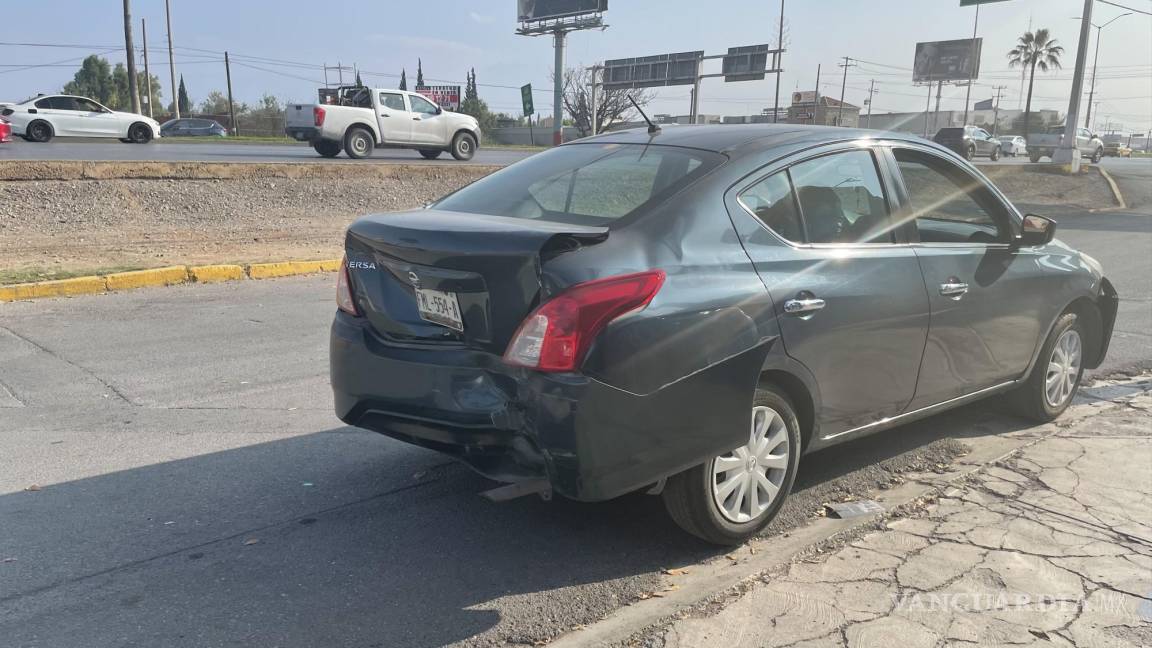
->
[1045,329,1082,407]
[710,406,790,523]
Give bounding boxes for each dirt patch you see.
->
[976,163,1119,211]
[0,163,494,278]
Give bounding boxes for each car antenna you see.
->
[629,95,660,135]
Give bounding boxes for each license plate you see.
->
[415,288,463,332]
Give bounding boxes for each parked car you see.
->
[160,118,228,137]
[330,125,1117,545]
[0,118,11,143]
[1027,126,1104,163]
[997,135,1028,157]
[285,86,480,160]
[0,94,161,143]
[1103,142,1133,158]
[933,126,1002,161]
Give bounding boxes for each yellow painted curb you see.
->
[0,276,107,302]
[247,259,341,279]
[1097,167,1127,210]
[1,258,342,303]
[104,266,190,291]
[190,264,246,283]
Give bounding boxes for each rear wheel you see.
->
[26,120,53,143]
[418,149,443,160]
[662,385,801,546]
[128,123,153,144]
[1091,147,1103,164]
[450,132,476,161]
[313,140,341,158]
[343,127,374,160]
[1030,151,1042,163]
[1009,312,1084,422]
[965,145,976,161]
[990,146,1001,161]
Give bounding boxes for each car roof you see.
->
[573,124,939,158]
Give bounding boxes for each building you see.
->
[787,91,860,127]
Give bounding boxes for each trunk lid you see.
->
[285,103,317,129]
[344,209,608,352]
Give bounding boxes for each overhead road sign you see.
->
[603,51,704,89]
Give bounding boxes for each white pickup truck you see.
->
[1027,125,1105,164]
[285,86,481,160]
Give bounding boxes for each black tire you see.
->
[418,149,443,160]
[662,385,802,546]
[990,146,1000,162]
[964,145,976,161]
[128,122,153,144]
[1008,312,1084,422]
[1091,148,1103,164]
[313,140,341,158]
[343,127,374,160]
[1029,152,1042,163]
[450,132,477,161]
[26,120,53,143]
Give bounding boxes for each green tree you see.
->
[459,70,495,135]
[63,55,116,105]
[177,75,192,115]
[355,71,364,87]
[1007,29,1064,140]
[198,91,231,115]
[465,68,478,102]
[399,69,407,90]
[416,59,424,87]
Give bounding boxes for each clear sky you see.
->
[2,0,1149,133]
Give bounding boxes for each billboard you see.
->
[791,91,818,105]
[415,85,462,111]
[603,51,703,89]
[723,44,773,82]
[913,38,982,83]
[517,0,607,22]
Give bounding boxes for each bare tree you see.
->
[557,67,656,138]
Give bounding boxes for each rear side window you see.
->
[738,173,804,243]
[379,93,406,111]
[434,143,723,226]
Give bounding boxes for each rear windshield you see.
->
[433,143,724,226]
[936,128,964,137]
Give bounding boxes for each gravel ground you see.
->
[0,161,1116,280]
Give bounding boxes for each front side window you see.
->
[788,150,893,244]
[379,93,406,112]
[410,95,439,115]
[49,97,80,111]
[894,149,1005,244]
[434,143,723,226]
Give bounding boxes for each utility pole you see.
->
[864,79,877,129]
[554,32,566,143]
[1054,0,1093,165]
[923,84,933,137]
[225,51,237,136]
[773,0,785,123]
[588,64,601,135]
[141,18,153,118]
[933,80,944,133]
[837,56,855,126]
[165,0,179,118]
[962,3,980,125]
[991,85,1007,136]
[122,0,141,114]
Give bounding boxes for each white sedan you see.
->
[997,135,1029,157]
[0,94,161,143]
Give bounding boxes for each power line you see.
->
[1096,0,1152,15]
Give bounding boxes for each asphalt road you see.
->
[0,159,1148,648]
[0,137,535,165]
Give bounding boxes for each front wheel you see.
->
[128,123,153,144]
[343,127,374,160]
[1091,148,1103,164]
[450,132,476,161]
[1008,312,1084,422]
[990,146,1001,162]
[418,149,443,160]
[1030,152,1042,163]
[965,145,976,161]
[662,385,801,546]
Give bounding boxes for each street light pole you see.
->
[773,0,784,123]
[962,3,980,126]
[1083,13,1131,129]
[165,0,179,119]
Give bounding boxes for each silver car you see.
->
[998,135,1028,157]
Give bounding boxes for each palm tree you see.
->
[1007,29,1064,140]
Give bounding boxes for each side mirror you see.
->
[1016,214,1057,247]
[435,106,443,115]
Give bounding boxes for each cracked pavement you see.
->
[654,393,1152,648]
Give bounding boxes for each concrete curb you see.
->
[0,259,341,303]
[1096,166,1128,210]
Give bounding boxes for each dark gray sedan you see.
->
[330,125,1117,545]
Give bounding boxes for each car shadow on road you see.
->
[0,400,1048,647]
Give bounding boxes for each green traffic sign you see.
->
[521,84,534,117]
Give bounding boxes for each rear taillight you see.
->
[314,106,326,127]
[504,270,665,372]
[336,257,358,316]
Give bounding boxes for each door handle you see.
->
[412,116,421,121]
[783,297,826,315]
[939,281,969,298]
[380,113,390,118]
